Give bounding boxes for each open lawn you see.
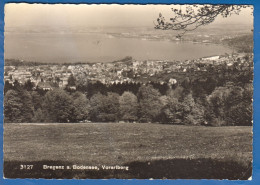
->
[3,123,253,179]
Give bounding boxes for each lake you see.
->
[4,32,232,63]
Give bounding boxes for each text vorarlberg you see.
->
[43,165,129,171]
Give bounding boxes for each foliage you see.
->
[182,93,205,125]
[138,85,163,122]
[70,92,90,122]
[89,93,105,122]
[20,90,34,122]
[207,83,252,126]
[155,5,252,38]
[160,94,183,124]
[4,90,24,123]
[89,92,120,122]
[100,92,120,122]
[119,92,139,122]
[24,80,35,91]
[4,88,34,123]
[31,91,43,110]
[228,102,252,126]
[67,74,76,86]
[3,65,253,126]
[32,108,45,123]
[42,89,74,123]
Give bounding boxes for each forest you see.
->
[4,60,253,126]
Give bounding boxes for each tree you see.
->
[206,85,233,125]
[166,86,184,100]
[67,74,76,86]
[24,79,35,91]
[75,74,89,94]
[4,90,23,123]
[85,81,108,98]
[181,77,191,92]
[32,108,46,123]
[182,93,205,125]
[4,81,13,94]
[71,92,90,122]
[160,94,183,124]
[4,89,34,123]
[31,91,43,111]
[89,93,105,122]
[104,92,120,122]
[227,102,252,126]
[206,83,251,126]
[138,85,163,122]
[119,91,139,122]
[42,89,74,123]
[20,90,34,122]
[155,5,251,38]
[89,92,120,122]
[226,84,252,126]
[12,80,22,91]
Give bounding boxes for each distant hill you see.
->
[222,34,253,53]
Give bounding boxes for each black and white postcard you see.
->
[3,3,253,179]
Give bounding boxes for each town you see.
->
[4,52,253,90]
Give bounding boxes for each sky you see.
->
[4,3,253,29]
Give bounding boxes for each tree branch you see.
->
[155,5,251,38]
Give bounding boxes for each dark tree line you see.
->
[4,67,253,126]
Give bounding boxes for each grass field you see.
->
[3,123,253,179]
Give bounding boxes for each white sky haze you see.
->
[5,3,253,29]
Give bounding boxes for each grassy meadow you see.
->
[3,123,253,179]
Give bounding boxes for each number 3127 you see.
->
[20,165,33,170]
